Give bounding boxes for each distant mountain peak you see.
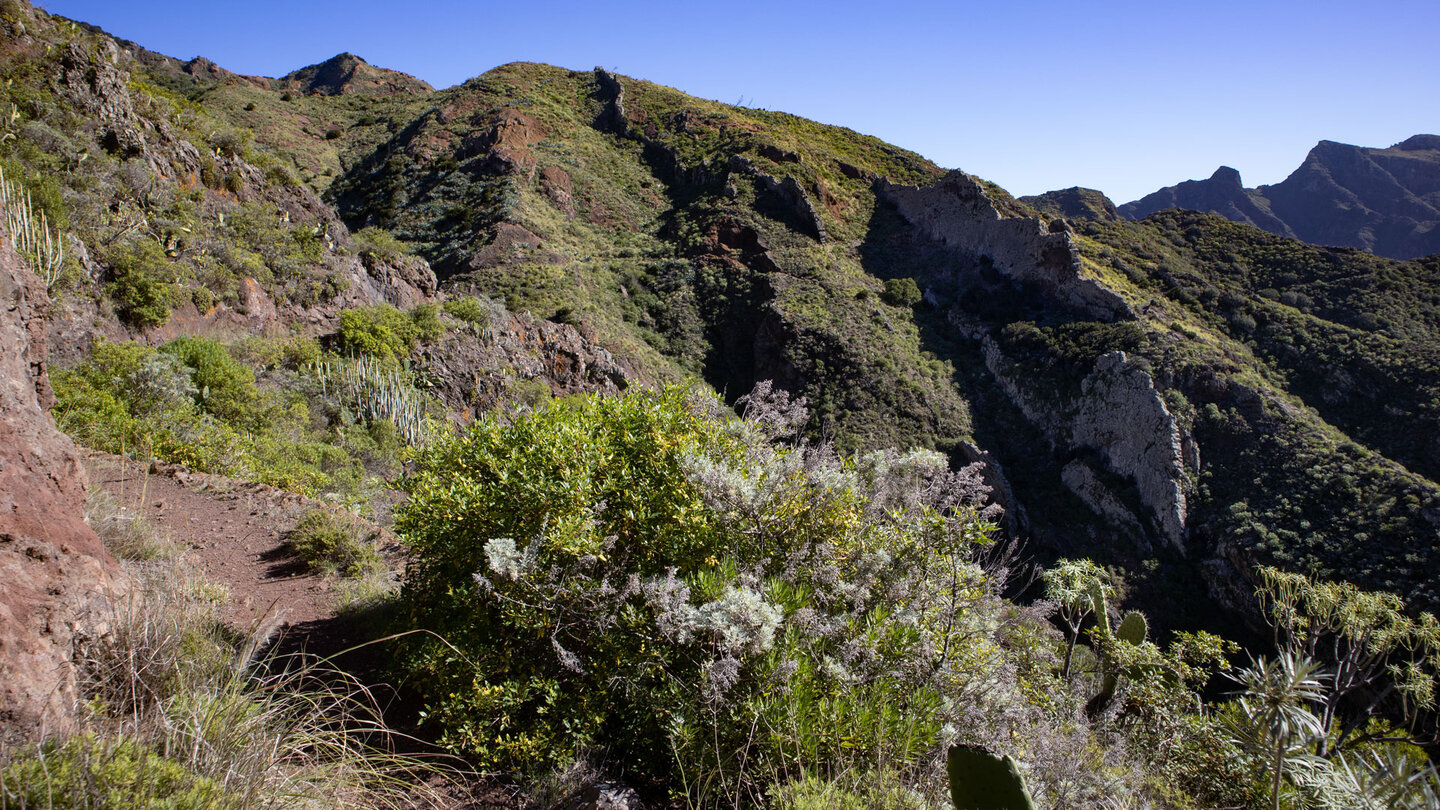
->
[1121,136,1440,260]
[1210,165,1243,185]
[275,52,432,97]
[1397,134,1440,151]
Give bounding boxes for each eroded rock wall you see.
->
[983,338,1191,551]
[0,216,127,745]
[878,171,1132,321]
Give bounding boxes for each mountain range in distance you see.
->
[1088,135,1440,261]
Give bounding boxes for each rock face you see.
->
[0,217,127,744]
[1120,136,1440,260]
[878,171,1133,321]
[1071,352,1190,550]
[420,311,633,416]
[983,340,1192,552]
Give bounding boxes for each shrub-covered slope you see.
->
[6,0,1440,628]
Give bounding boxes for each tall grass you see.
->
[1,553,458,808]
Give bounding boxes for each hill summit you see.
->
[274,52,433,96]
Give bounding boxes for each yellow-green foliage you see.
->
[336,303,442,361]
[50,338,398,500]
[396,386,1000,803]
[0,734,233,810]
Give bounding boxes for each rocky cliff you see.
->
[878,171,1133,321]
[0,216,127,745]
[982,340,1192,553]
[1120,136,1440,260]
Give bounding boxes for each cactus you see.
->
[1085,582,1150,718]
[0,164,66,292]
[946,745,1037,810]
[313,355,431,446]
[1116,610,1147,646]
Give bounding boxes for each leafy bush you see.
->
[106,239,177,328]
[335,303,439,361]
[881,276,922,307]
[288,509,382,577]
[395,386,1006,803]
[350,226,409,262]
[443,294,509,335]
[0,734,233,809]
[160,337,259,426]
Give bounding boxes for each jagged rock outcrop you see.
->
[1071,352,1189,550]
[1121,136,1440,260]
[727,156,828,243]
[983,340,1191,552]
[420,311,633,415]
[0,217,128,744]
[878,171,1132,321]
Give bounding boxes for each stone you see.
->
[0,209,128,745]
[878,171,1132,321]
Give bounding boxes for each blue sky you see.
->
[36,0,1440,204]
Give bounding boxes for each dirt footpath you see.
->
[85,453,347,629]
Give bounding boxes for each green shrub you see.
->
[881,277,922,307]
[160,337,259,426]
[335,303,438,361]
[0,734,233,809]
[395,386,1001,800]
[106,239,176,328]
[350,226,409,262]
[443,295,508,334]
[288,509,382,577]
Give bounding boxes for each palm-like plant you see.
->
[1223,652,1330,810]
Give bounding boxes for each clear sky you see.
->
[34,0,1440,205]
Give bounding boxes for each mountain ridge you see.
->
[1119,136,1440,260]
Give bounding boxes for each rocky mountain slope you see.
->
[1120,136,1440,260]
[2,0,1438,639]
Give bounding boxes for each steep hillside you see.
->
[1120,136,1440,260]
[4,0,1439,629]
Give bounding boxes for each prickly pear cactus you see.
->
[946,744,1037,810]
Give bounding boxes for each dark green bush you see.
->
[881,276,922,307]
[106,240,176,328]
[161,337,259,426]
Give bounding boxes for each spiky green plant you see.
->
[314,355,431,446]
[1223,652,1330,810]
[0,164,66,292]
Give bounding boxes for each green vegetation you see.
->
[336,303,443,361]
[106,239,178,328]
[50,336,418,502]
[6,5,1440,806]
[946,746,1036,810]
[288,508,383,577]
